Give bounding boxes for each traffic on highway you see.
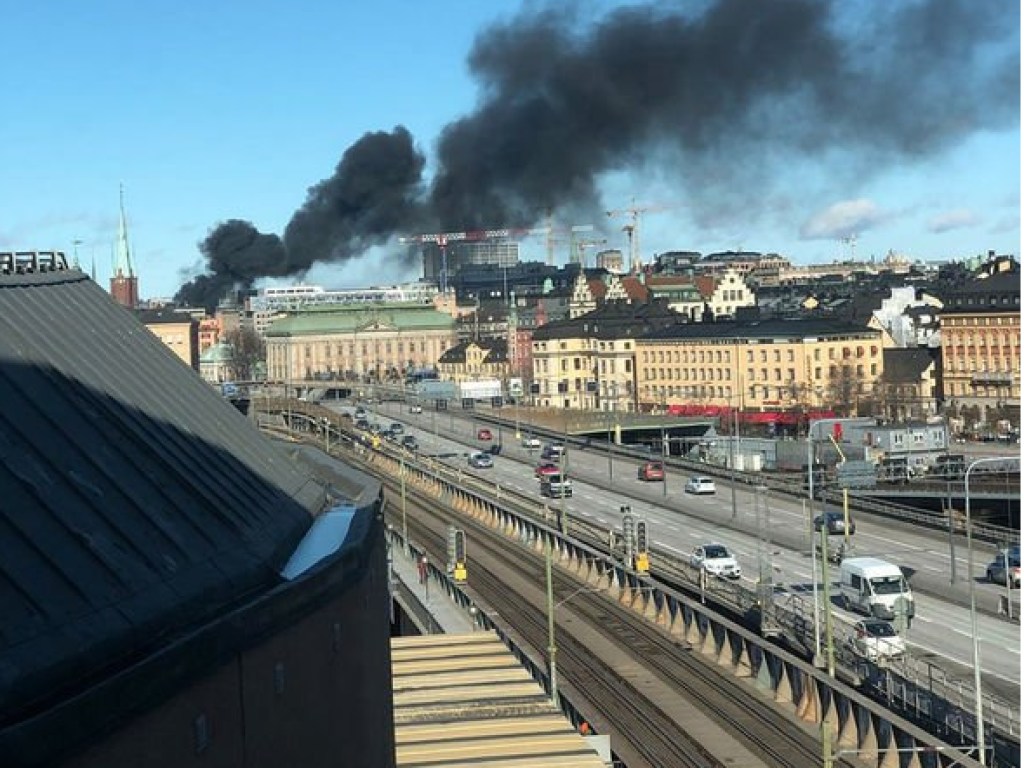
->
[331,400,1021,708]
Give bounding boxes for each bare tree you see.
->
[827,364,863,417]
[222,327,266,382]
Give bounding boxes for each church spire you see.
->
[114,182,134,278]
[109,184,140,309]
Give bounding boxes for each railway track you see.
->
[385,470,855,768]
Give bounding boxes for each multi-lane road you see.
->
[338,401,1021,704]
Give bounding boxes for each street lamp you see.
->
[964,455,1018,767]
[544,508,558,705]
[400,453,408,555]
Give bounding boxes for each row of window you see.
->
[637,383,858,401]
[944,315,1018,326]
[947,381,1019,397]
[535,358,635,374]
[637,344,879,365]
[534,340,634,352]
[640,363,878,383]
[943,333,1018,345]
[300,340,444,357]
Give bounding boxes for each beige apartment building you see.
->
[636,318,883,415]
[264,303,457,383]
[939,264,1020,426]
[137,308,200,371]
[437,339,510,384]
[531,301,680,411]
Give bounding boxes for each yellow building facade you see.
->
[437,340,510,385]
[938,267,1020,425]
[636,319,883,414]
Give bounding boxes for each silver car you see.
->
[690,544,741,579]
[468,452,494,469]
[685,477,716,495]
[850,619,906,662]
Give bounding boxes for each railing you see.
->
[463,406,1020,547]
[257,398,1020,752]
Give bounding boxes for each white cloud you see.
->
[988,213,1020,234]
[799,198,888,240]
[927,208,981,233]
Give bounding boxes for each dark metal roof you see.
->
[532,300,680,341]
[0,268,324,726]
[882,347,938,383]
[939,269,1021,313]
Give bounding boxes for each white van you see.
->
[838,557,915,621]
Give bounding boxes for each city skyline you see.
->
[1,0,1018,300]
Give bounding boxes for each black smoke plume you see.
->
[178,0,1018,307]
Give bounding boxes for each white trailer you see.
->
[458,379,503,401]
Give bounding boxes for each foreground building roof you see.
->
[0,262,325,731]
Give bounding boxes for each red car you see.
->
[535,462,560,479]
[477,428,493,441]
[637,461,665,482]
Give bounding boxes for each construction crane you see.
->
[571,237,607,268]
[605,199,676,273]
[399,224,594,292]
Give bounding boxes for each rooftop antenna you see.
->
[72,239,82,270]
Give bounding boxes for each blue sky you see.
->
[1,0,1019,300]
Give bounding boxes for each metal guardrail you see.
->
[462,408,1019,547]
[262,400,1021,749]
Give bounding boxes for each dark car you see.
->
[987,546,1021,587]
[354,418,370,431]
[401,435,419,452]
[390,422,404,435]
[814,510,856,536]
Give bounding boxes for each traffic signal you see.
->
[454,529,466,563]
[636,520,649,553]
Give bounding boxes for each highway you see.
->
[342,402,1021,705]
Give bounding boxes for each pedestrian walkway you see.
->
[391,537,476,634]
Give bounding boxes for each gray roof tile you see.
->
[0,268,324,723]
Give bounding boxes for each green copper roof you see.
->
[265,303,455,336]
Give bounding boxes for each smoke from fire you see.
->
[175,0,1018,309]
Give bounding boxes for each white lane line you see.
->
[907,642,1021,684]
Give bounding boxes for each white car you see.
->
[521,436,542,449]
[408,404,423,414]
[690,544,741,579]
[685,476,716,495]
[850,619,906,662]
